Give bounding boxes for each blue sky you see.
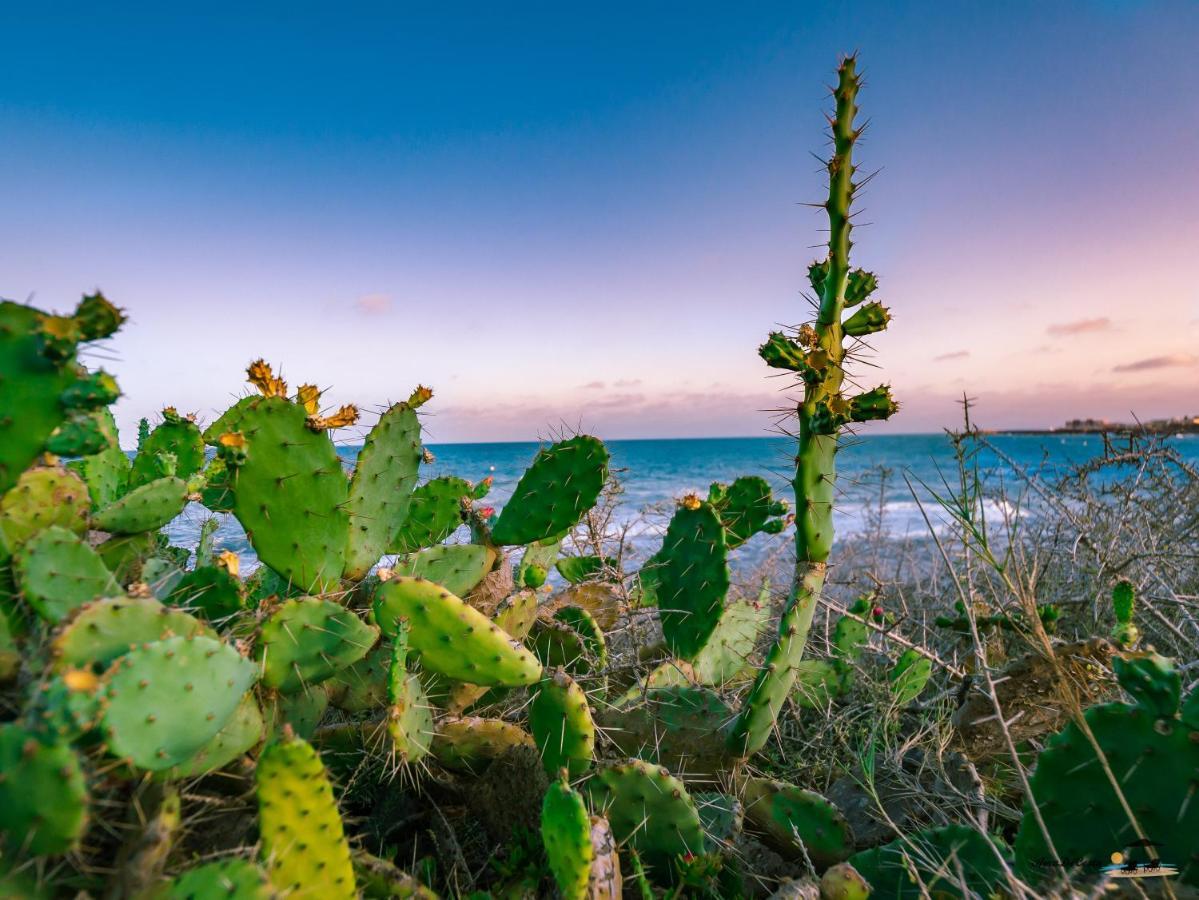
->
[2,1,1197,441]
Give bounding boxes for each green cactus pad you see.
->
[15,525,121,623]
[548,582,625,631]
[708,476,788,550]
[530,619,588,674]
[613,659,698,707]
[819,862,871,900]
[168,564,245,620]
[695,793,743,853]
[517,534,563,588]
[656,500,730,660]
[529,669,595,777]
[67,408,129,511]
[0,607,19,684]
[391,544,492,597]
[92,476,189,534]
[100,634,257,770]
[0,724,89,855]
[852,825,1011,898]
[588,759,705,871]
[553,606,608,669]
[0,300,87,493]
[493,589,539,639]
[198,456,236,513]
[164,693,264,779]
[257,734,357,900]
[159,859,274,899]
[390,475,474,553]
[792,659,851,708]
[95,530,158,584]
[1014,689,1199,885]
[46,409,113,456]
[257,597,379,693]
[603,686,734,777]
[326,641,391,712]
[490,436,609,546]
[556,555,616,585]
[373,576,541,687]
[129,413,205,490]
[205,396,349,594]
[431,717,535,772]
[1113,651,1180,717]
[691,594,769,686]
[264,687,330,741]
[50,595,209,671]
[742,778,853,868]
[0,465,90,558]
[542,774,593,900]
[354,852,439,899]
[25,671,103,744]
[889,649,932,706]
[345,401,423,580]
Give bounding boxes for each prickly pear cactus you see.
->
[391,543,493,597]
[50,595,209,671]
[690,588,770,686]
[588,758,705,873]
[14,525,121,623]
[0,465,91,557]
[391,475,477,553]
[256,597,379,693]
[0,293,124,493]
[742,778,853,869]
[67,408,129,510]
[165,692,265,779]
[344,396,425,580]
[851,824,1011,898]
[386,628,434,764]
[128,409,205,489]
[257,733,357,899]
[92,476,189,534]
[655,497,730,660]
[529,669,595,777]
[1111,579,1140,648]
[99,634,256,770]
[373,576,541,687]
[205,388,349,594]
[167,563,245,620]
[0,724,89,855]
[708,476,788,550]
[541,773,595,900]
[489,435,610,546]
[1014,654,1199,885]
[602,685,734,777]
[431,716,535,773]
[158,859,275,899]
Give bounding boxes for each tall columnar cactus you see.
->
[728,56,896,756]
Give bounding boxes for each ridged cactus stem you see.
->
[729,57,874,757]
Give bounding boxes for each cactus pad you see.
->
[0,724,89,855]
[129,412,205,490]
[490,436,609,546]
[851,825,1011,898]
[168,564,245,620]
[326,641,391,712]
[529,669,595,777]
[656,499,730,660]
[257,597,379,693]
[742,778,853,868]
[205,396,349,593]
[603,685,733,777]
[391,475,474,553]
[542,774,594,900]
[344,401,423,580]
[431,717,535,772]
[708,476,788,550]
[100,634,256,770]
[165,693,264,779]
[67,408,129,511]
[385,631,433,764]
[257,734,357,899]
[15,525,121,623]
[691,593,769,686]
[50,595,209,671]
[373,576,541,687]
[392,543,492,597]
[92,476,189,534]
[0,465,90,557]
[588,759,705,871]
[159,859,274,899]
[264,687,330,742]
[889,649,932,706]
[556,554,616,585]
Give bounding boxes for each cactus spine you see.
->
[729,56,895,756]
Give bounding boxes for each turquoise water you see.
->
[167,433,1199,567]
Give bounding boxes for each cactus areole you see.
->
[728,56,896,756]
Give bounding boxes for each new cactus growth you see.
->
[707,476,789,550]
[128,409,205,489]
[729,57,896,757]
[257,733,357,899]
[256,596,379,693]
[386,625,434,763]
[489,435,610,546]
[391,475,479,553]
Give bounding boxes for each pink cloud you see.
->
[1112,353,1198,373]
[1046,317,1111,337]
[933,350,970,361]
[354,293,392,315]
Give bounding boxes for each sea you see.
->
[166,433,1199,571]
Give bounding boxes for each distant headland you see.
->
[1000,415,1199,436]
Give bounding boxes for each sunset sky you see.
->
[2,1,1196,442]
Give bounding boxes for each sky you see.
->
[2,1,1197,442]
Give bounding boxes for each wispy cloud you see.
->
[354,293,392,315]
[578,380,606,390]
[933,350,970,361]
[1112,353,1198,373]
[1046,317,1111,337]
[614,378,642,388]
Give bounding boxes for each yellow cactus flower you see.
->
[216,550,240,577]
